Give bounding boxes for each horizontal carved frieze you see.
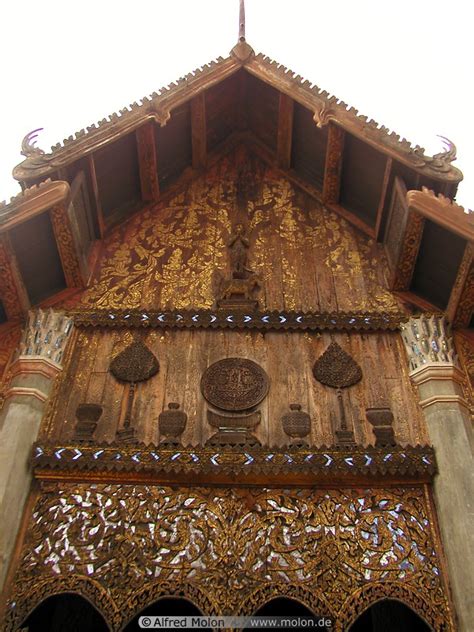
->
[32,442,436,481]
[70,308,408,332]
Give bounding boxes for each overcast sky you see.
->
[1,0,472,208]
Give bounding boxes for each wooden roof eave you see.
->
[11,46,463,187]
[0,180,70,232]
[12,56,242,183]
[245,54,463,184]
[407,188,474,242]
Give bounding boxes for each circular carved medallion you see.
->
[201,358,269,412]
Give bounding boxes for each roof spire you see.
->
[231,0,254,61]
[239,0,246,42]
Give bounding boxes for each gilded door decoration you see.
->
[110,340,159,441]
[5,484,453,631]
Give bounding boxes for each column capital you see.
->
[401,314,457,372]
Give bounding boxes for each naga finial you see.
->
[433,135,457,163]
[21,128,45,158]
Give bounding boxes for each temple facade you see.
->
[0,33,472,632]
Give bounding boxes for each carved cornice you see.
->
[407,188,474,241]
[70,308,408,332]
[0,180,70,231]
[31,442,437,482]
[11,52,463,184]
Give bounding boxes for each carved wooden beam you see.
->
[374,157,392,239]
[276,93,294,169]
[452,251,474,328]
[0,234,29,320]
[135,121,160,203]
[49,204,85,288]
[391,211,425,291]
[87,155,106,238]
[191,93,207,170]
[323,123,345,204]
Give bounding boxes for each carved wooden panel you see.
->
[71,151,403,315]
[44,329,428,448]
[5,484,453,632]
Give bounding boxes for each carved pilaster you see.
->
[392,211,425,291]
[402,315,474,631]
[191,94,207,170]
[0,308,73,588]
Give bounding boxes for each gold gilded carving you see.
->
[49,204,84,287]
[454,260,474,328]
[201,357,269,411]
[5,484,453,631]
[75,152,402,313]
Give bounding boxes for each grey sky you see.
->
[1,0,472,208]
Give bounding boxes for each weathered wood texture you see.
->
[72,150,403,314]
[45,328,427,447]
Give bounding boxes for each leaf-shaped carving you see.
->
[313,341,362,389]
[110,341,159,383]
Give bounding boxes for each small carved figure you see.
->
[219,275,260,301]
[158,403,187,443]
[228,223,251,279]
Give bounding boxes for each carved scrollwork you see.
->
[5,484,453,631]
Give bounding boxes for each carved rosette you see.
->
[401,315,456,371]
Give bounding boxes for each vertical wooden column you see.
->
[401,315,474,631]
[276,93,294,170]
[322,123,345,204]
[191,94,207,170]
[136,120,160,203]
[87,155,106,238]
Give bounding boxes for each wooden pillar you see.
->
[191,94,207,170]
[276,93,294,170]
[136,121,160,203]
[322,123,345,204]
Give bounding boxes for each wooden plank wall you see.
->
[48,328,428,447]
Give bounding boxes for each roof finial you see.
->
[239,0,246,42]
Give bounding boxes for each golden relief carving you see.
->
[5,484,453,631]
[74,152,402,313]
